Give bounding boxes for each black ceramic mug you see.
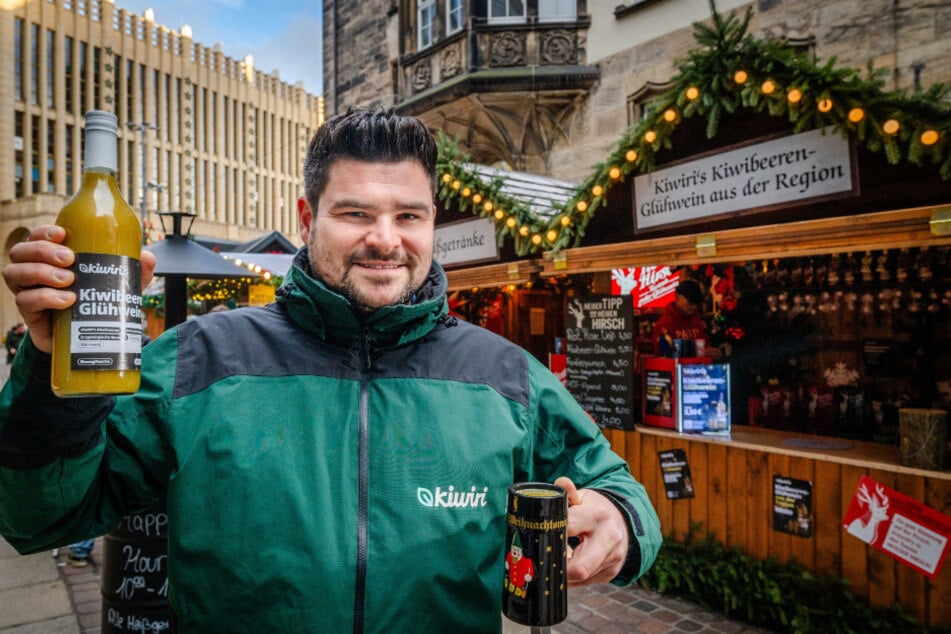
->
[502,482,569,627]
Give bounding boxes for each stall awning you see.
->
[539,204,951,276]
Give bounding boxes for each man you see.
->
[652,279,707,354]
[0,108,660,631]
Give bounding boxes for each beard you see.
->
[309,243,423,314]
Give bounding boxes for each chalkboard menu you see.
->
[565,295,635,430]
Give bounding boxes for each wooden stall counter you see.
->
[603,423,951,628]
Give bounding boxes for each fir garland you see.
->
[435,0,950,255]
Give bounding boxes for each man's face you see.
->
[675,293,698,315]
[298,158,436,313]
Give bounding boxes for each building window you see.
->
[447,0,463,34]
[30,24,40,105]
[93,46,102,109]
[14,112,24,197]
[64,36,74,113]
[46,118,55,192]
[14,18,24,102]
[46,30,55,108]
[65,123,74,194]
[418,0,436,49]
[488,0,525,24]
[31,115,40,194]
[538,0,575,22]
[79,42,88,113]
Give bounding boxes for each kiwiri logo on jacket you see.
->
[416,486,489,508]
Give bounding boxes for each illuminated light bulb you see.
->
[451,180,461,190]
[625,149,637,162]
[921,129,939,145]
[663,109,677,122]
[462,187,471,197]
[506,217,517,229]
[576,200,588,212]
[818,98,833,113]
[609,167,621,179]
[264,272,271,280]
[592,184,604,196]
[761,80,776,95]
[734,70,748,84]
[883,119,900,134]
[847,108,864,123]
[531,234,542,245]
[234,259,243,266]
[644,130,657,143]
[686,86,700,100]
[494,209,504,220]
[519,225,529,236]
[441,173,451,183]
[787,88,802,104]
[546,230,558,243]
[560,216,571,227]
[483,201,494,212]
[472,194,482,204]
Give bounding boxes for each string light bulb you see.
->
[847,108,864,123]
[685,86,700,100]
[644,130,657,143]
[546,230,558,243]
[519,225,529,236]
[883,119,900,134]
[441,173,451,183]
[663,109,677,122]
[592,184,604,196]
[483,201,493,212]
[818,98,833,113]
[734,70,748,84]
[921,129,939,145]
[560,215,571,227]
[531,234,542,245]
[451,180,461,190]
[576,200,588,212]
[625,149,638,162]
[761,80,776,95]
[494,209,505,220]
[462,187,471,197]
[787,88,802,104]
[472,194,482,204]
[609,167,621,180]
[506,217,517,229]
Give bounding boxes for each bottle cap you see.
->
[84,110,118,135]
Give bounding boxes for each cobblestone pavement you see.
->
[52,535,769,634]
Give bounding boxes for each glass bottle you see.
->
[51,110,142,397]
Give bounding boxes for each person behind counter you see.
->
[652,279,707,355]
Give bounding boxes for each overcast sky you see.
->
[114,0,323,95]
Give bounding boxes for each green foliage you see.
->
[434,0,951,255]
[639,524,946,634]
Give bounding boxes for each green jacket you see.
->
[0,250,661,632]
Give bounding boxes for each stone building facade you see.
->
[1,0,323,333]
[323,0,950,182]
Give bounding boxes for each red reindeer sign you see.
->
[842,475,951,579]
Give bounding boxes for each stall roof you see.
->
[464,163,576,219]
[220,252,295,277]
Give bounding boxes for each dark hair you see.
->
[302,107,438,208]
[676,279,705,306]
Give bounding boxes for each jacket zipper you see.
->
[353,331,372,634]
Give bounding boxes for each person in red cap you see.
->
[652,279,708,355]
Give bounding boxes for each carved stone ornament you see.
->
[541,30,577,65]
[490,32,526,67]
[412,61,432,92]
[441,46,462,81]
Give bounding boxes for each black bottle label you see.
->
[69,253,143,371]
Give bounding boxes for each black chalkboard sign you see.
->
[565,295,635,430]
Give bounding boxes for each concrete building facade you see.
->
[1,0,323,333]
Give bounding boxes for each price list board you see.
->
[565,295,635,430]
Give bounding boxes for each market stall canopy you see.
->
[144,212,260,329]
[219,252,295,277]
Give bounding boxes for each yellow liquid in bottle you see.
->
[51,168,143,397]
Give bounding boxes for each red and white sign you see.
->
[842,475,951,578]
[611,266,679,309]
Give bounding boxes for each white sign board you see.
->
[633,127,855,232]
[434,217,499,267]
